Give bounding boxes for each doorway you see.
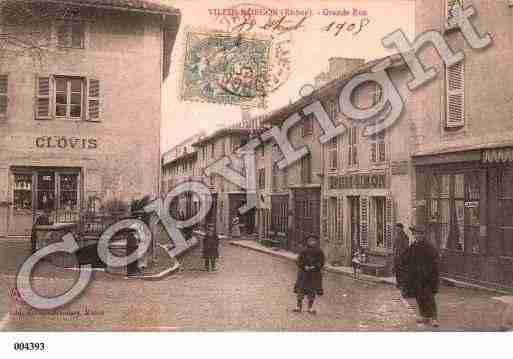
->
[348,196,360,251]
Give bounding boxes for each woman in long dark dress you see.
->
[293,236,325,314]
[202,223,219,272]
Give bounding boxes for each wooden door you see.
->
[292,188,320,253]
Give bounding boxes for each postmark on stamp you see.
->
[180,29,272,108]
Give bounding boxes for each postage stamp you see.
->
[180,29,272,108]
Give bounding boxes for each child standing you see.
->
[202,223,219,272]
[293,236,325,314]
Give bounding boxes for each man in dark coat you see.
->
[202,223,219,272]
[404,225,440,327]
[393,223,410,295]
[293,236,325,314]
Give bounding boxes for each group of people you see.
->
[290,224,440,327]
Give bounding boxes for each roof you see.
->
[192,128,252,147]
[163,150,198,167]
[260,53,407,126]
[36,0,180,15]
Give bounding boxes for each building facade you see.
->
[0,0,180,237]
[411,0,513,289]
[191,128,253,235]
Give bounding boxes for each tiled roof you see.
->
[39,0,179,15]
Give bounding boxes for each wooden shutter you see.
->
[385,196,394,249]
[0,74,7,116]
[371,142,377,163]
[446,61,465,128]
[36,76,51,119]
[88,78,100,121]
[337,197,344,243]
[360,196,369,248]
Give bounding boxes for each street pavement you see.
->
[0,238,511,331]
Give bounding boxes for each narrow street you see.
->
[0,239,510,331]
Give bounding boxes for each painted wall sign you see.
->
[35,136,98,149]
[328,173,386,190]
[482,147,513,163]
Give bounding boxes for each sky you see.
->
[160,0,415,152]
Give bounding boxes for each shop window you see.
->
[0,74,8,117]
[427,172,480,252]
[328,197,343,242]
[498,168,513,257]
[13,174,32,212]
[57,21,85,48]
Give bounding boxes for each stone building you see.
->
[191,127,253,235]
[254,56,418,269]
[0,0,180,237]
[411,0,513,289]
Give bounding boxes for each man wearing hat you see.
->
[405,225,440,327]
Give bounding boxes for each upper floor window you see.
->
[300,153,311,184]
[57,22,85,49]
[369,83,382,106]
[302,113,313,137]
[327,100,338,122]
[0,74,7,118]
[328,137,338,170]
[272,163,279,191]
[210,143,215,158]
[445,61,465,128]
[446,0,464,30]
[371,131,386,163]
[36,76,100,121]
[348,127,358,166]
[221,139,226,156]
[55,77,83,119]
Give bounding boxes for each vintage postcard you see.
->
[0,0,512,353]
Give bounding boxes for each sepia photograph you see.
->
[0,0,512,355]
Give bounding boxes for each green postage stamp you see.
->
[180,29,272,108]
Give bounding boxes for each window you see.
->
[36,76,100,121]
[55,77,83,119]
[272,163,279,191]
[302,114,313,137]
[327,100,338,122]
[445,61,465,128]
[0,74,8,117]
[446,0,464,29]
[57,22,85,48]
[209,174,215,187]
[258,168,266,189]
[300,153,311,184]
[498,168,513,257]
[13,174,32,212]
[202,146,207,160]
[328,137,338,170]
[211,143,215,159]
[369,83,382,106]
[375,197,386,248]
[328,197,342,242]
[348,127,358,166]
[427,172,479,252]
[371,131,386,163]
[221,139,226,156]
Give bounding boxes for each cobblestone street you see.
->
[0,239,511,331]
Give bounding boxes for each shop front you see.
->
[324,172,395,267]
[9,167,81,236]
[414,147,513,290]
